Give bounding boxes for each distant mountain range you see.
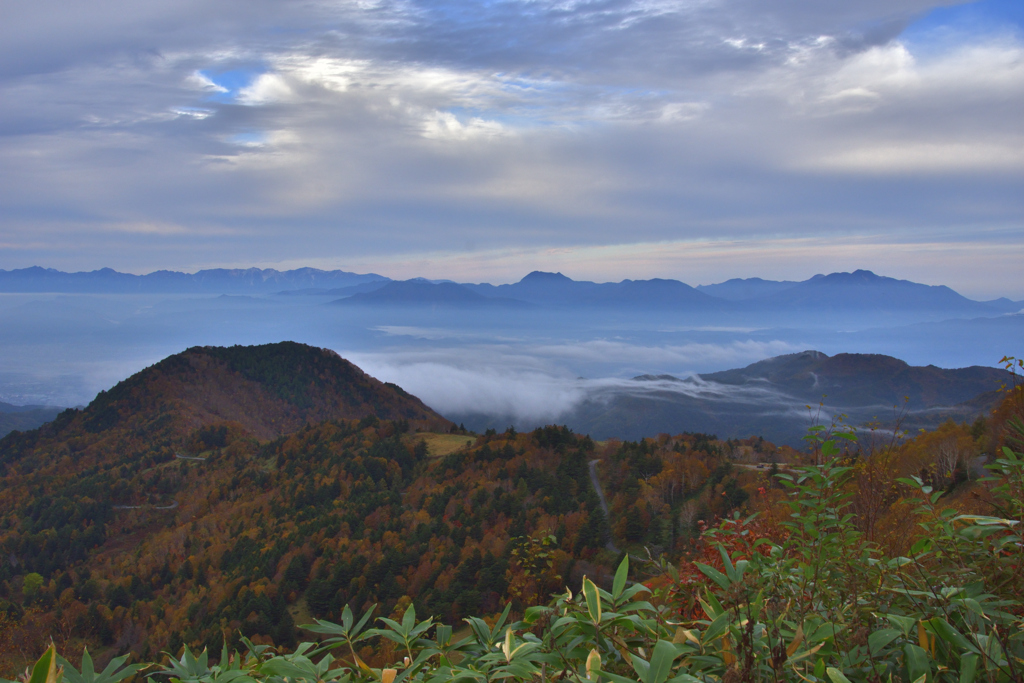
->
[450,350,1013,446]
[3,266,1020,314]
[0,266,387,294]
[331,269,1020,314]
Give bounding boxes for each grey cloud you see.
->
[343,337,804,421]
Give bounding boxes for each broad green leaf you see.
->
[28,645,61,683]
[522,606,550,625]
[612,556,629,601]
[402,603,416,631]
[826,667,852,683]
[959,654,979,683]
[583,577,601,625]
[904,644,930,683]
[704,590,724,617]
[596,672,637,683]
[867,629,901,653]
[646,640,680,683]
[701,611,731,645]
[925,618,973,653]
[694,563,730,591]
[886,614,917,637]
[630,653,650,683]
[665,675,703,683]
[717,546,737,583]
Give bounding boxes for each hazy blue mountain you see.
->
[979,297,1024,313]
[277,280,391,297]
[581,278,724,308]
[0,266,388,294]
[463,269,1004,313]
[449,350,1010,446]
[696,277,800,300]
[3,267,1012,316]
[466,271,724,309]
[751,269,998,312]
[0,402,64,437]
[334,279,531,308]
[698,349,1008,410]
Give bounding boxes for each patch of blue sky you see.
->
[227,131,268,147]
[198,68,266,103]
[496,75,570,96]
[444,105,551,129]
[901,0,1024,54]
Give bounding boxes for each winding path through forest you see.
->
[588,459,620,554]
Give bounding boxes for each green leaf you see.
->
[612,556,629,601]
[704,590,725,617]
[701,611,731,645]
[867,629,901,653]
[646,641,680,683]
[959,654,978,683]
[665,675,703,683]
[28,645,60,683]
[886,614,917,638]
[596,672,638,683]
[904,644,930,683]
[826,667,852,683]
[522,606,549,625]
[630,653,650,683]
[925,618,973,653]
[694,563,730,591]
[583,577,602,626]
[402,603,416,631]
[717,546,737,583]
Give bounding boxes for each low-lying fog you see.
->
[1,291,1020,444]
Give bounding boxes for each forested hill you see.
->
[1,342,1019,678]
[0,342,450,470]
[0,342,786,669]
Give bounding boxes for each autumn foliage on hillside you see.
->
[0,411,781,675]
[1,345,1021,681]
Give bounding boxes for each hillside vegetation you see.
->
[1,346,1021,683]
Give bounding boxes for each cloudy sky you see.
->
[2,0,1022,297]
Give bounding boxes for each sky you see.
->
[1,0,1023,298]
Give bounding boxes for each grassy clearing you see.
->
[413,433,476,458]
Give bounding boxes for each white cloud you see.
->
[808,141,1024,173]
[422,111,506,140]
[657,102,708,122]
[345,338,805,422]
[186,71,228,93]
[237,73,295,105]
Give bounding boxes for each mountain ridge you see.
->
[5,267,1019,312]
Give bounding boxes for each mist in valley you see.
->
[2,273,1020,445]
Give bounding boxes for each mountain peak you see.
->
[520,271,574,283]
[810,270,883,284]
